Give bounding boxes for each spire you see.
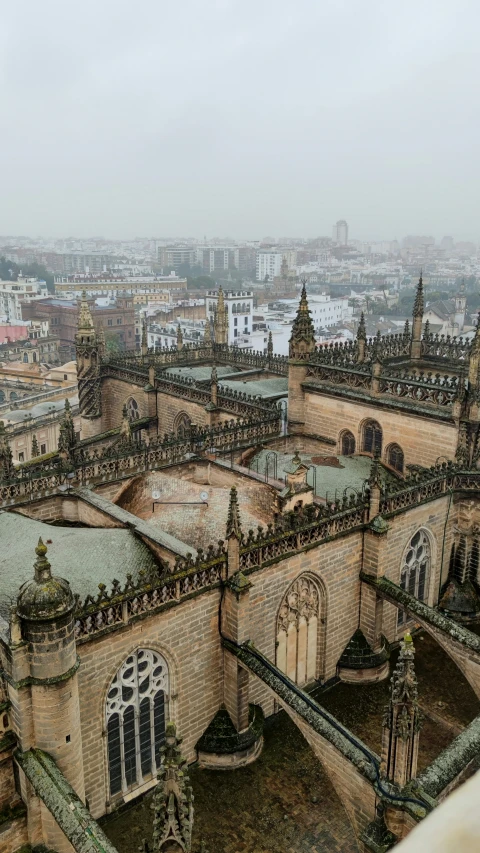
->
[357,312,366,341]
[267,330,273,358]
[97,322,106,356]
[381,632,422,787]
[33,537,52,584]
[226,486,242,540]
[141,316,148,356]
[289,280,315,358]
[150,722,194,853]
[413,272,424,319]
[0,420,14,480]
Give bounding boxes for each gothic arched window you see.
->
[276,575,321,686]
[398,530,430,625]
[387,443,404,473]
[341,430,355,456]
[174,412,191,438]
[106,649,168,797]
[362,420,382,455]
[126,397,140,421]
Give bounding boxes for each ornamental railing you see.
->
[421,333,471,361]
[102,362,280,416]
[305,359,462,409]
[379,464,480,515]
[104,342,289,375]
[0,409,282,507]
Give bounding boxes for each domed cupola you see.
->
[17,538,74,621]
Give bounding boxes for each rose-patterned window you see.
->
[106,649,169,797]
[276,575,320,686]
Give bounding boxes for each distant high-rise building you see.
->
[440,236,454,253]
[332,220,349,246]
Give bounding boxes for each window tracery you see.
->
[106,648,169,796]
[276,575,320,686]
[398,530,430,625]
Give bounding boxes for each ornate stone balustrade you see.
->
[305,359,461,408]
[105,342,289,375]
[0,410,282,507]
[422,333,471,361]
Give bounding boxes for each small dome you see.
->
[16,538,74,621]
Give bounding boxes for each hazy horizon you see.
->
[2,1,479,241]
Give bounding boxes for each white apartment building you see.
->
[256,252,282,281]
[307,295,352,328]
[0,288,22,321]
[205,290,253,345]
[256,250,296,282]
[0,277,48,304]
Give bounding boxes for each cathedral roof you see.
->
[0,513,160,618]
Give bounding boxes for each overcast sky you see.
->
[1,1,479,241]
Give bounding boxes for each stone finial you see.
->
[57,398,76,457]
[381,632,422,787]
[204,317,212,343]
[404,318,410,338]
[214,286,228,345]
[151,722,194,853]
[141,316,148,356]
[31,433,39,458]
[0,420,14,480]
[176,325,183,350]
[226,486,242,540]
[97,322,106,355]
[34,537,52,583]
[210,366,218,407]
[118,404,133,446]
[357,312,366,341]
[77,290,95,332]
[413,272,424,319]
[288,280,316,358]
[267,330,273,358]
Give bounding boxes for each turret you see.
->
[288,281,315,359]
[410,273,424,359]
[14,539,85,850]
[75,291,102,438]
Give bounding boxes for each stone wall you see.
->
[304,390,458,468]
[101,378,150,431]
[76,587,223,819]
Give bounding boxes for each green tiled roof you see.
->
[0,512,159,616]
